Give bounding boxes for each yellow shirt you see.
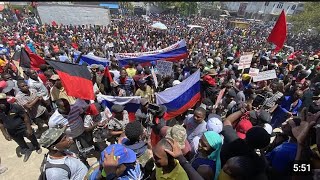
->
[126,68,137,78]
[135,85,152,102]
[155,160,189,180]
[50,86,76,105]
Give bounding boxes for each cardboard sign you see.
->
[151,67,158,89]
[253,70,277,82]
[156,60,173,76]
[214,88,226,109]
[238,54,253,70]
[249,68,259,77]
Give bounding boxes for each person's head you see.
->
[39,126,74,152]
[50,74,63,89]
[111,104,125,120]
[100,144,137,178]
[165,125,187,149]
[198,131,222,159]
[27,69,38,80]
[281,117,301,137]
[56,98,71,115]
[152,138,174,168]
[293,90,303,101]
[39,64,48,72]
[120,69,127,79]
[125,121,143,143]
[249,110,271,126]
[128,60,134,68]
[138,79,147,91]
[245,126,270,150]
[17,80,29,94]
[1,73,12,81]
[0,93,9,113]
[193,107,206,124]
[219,156,255,180]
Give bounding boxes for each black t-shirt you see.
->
[0,104,26,130]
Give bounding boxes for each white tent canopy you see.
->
[151,22,168,30]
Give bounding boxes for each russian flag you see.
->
[116,40,188,66]
[97,94,141,122]
[79,54,110,67]
[156,69,201,120]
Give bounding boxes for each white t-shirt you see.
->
[45,155,88,180]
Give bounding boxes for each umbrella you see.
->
[151,22,168,30]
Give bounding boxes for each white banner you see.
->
[253,70,277,82]
[238,54,253,70]
[249,68,259,77]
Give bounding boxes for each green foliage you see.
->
[289,2,320,33]
[157,2,198,16]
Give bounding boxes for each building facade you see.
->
[222,2,304,21]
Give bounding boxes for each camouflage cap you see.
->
[39,127,67,148]
[166,125,186,149]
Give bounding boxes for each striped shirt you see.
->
[15,88,46,119]
[28,77,50,101]
[48,99,88,138]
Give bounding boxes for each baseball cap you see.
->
[166,125,187,149]
[206,116,223,134]
[100,144,136,165]
[90,64,99,69]
[39,126,67,148]
[263,123,273,135]
[0,81,6,90]
[207,58,214,64]
[172,80,181,86]
[236,119,253,139]
[50,74,60,80]
[111,104,124,113]
[2,80,14,93]
[203,75,216,86]
[242,74,251,81]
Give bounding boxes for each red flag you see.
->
[19,47,46,70]
[46,60,95,100]
[267,10,287,53]
[51,21,57,26]
[104,66,113,83]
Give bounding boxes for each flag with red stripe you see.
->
[104,66,114,83]
[46,60,95,100]
[19,47,46,70]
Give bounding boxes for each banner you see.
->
[249,68,259,77]
[214,88,226,109]
[253,70,277,82]
[156,60,173,76]
[116,40,188,66]
[238,54,253,70]
[151,67,158,89]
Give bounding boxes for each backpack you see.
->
[38,153,72,180]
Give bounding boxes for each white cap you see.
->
[172,80,181,86]
[207,58,214,64]
[207,116,223,134]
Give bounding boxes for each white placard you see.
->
[249,68,259,77]
[253,70,277,82]
[156,60,173,76]
[238,54,253,70]
[151,67,158,89]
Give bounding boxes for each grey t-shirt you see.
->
[46,155,88,180]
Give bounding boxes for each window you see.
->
[291,5,296,10]
[265,2,269,6]
[277,3,283,9]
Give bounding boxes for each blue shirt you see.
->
[266,142,297,173]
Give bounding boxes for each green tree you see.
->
[156,2,198,16]
[289,2,320,33]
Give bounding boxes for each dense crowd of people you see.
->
[0,5,320,180]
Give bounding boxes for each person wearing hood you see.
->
[191,131,223,180]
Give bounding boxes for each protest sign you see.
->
[238,54,253,70]
[156,60,173,76]
[249,68,259,77]
[214,88,226,109]
[253,70,277,82]
[151,67,158,88]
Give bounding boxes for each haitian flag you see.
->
[46,60,94,100]
[116,40,188,66]
[19,48,46,70]
[96,94,141,122]
[156,69,201,120]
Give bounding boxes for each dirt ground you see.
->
[0,126,98,180]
